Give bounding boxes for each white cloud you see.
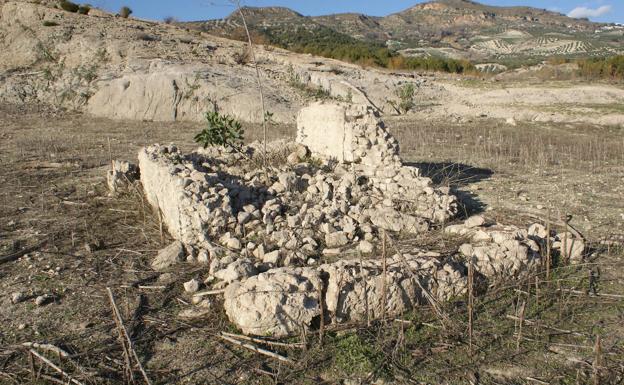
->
[567,5,612,19]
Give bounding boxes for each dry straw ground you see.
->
[0,103,623,384]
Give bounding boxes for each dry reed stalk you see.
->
[28,349,84,385]
[558,279,563,320]
[219,334,294,364]
[562,213,569,263]
[384,232,449,326]
[192,289,226,299]
[107,136,112,170]
[357,254,371,327]
[535,275,539,306]
[468,257,474,354]
[106,288,152,385]
[516,300,526,353]
[505,315,584,337]
[232,0,268,167]
[221,332,305,349]
[29,351,35,381]
[546,211,552,283]
[593,335,602,385]
[381,229,387,323]
[318,285,325,345]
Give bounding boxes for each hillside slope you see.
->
[1,1,623,129]
[189,0,624,62]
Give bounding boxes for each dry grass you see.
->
[0,104,623,384]
[390,118,624,174]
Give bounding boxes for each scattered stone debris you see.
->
[11,291,26,304]
[35,294,53,307]
[183,278,200,293]
[107,160,139,193]
[224,267,322,337]
[447,217,543,280]
[553,232,585,264]
[151,241,185,271]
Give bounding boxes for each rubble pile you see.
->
[129,102,581,337]
[224,251,467,337]
[138,102,458,270]
[446,217,544,280]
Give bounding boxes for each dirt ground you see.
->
[0,103,623,384]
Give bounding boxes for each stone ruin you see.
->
[131,101,585,337]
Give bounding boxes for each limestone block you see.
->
[296,102,354,162]
[223,268,322,337]
[152,241,185,271]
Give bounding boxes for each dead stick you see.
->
[384,232,448,325]
[593,335,602,385]
[24,343,93,380]
[546,212,551,283]
[523,212,585,240]
[221,332,305,348]
[563,289,624,299]
[516,300,526,353]
[0,240,47,265]
[22,343,70,358]
[318,285,325,345]
[219,334,294,364]
[106,288,153,385]
[505,315,584,336]
[28,349,84,385]
[108,289,134,383]
[40,373,80,385]
[358,254,370,327]
[468,257,474,355]
[29,351,35,381]
[192,289,226,299]
[381,229,387,323]
[535,276,540,308]
[505,315,583,336]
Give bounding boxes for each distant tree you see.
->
[119,6,132,18]
[77,4,91,14]
[59,0,79,13]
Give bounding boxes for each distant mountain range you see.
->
[184,0,624,64]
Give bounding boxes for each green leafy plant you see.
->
[195,111,244,149]
[119,6,132,18]
[394,83,416,114]
[263,111,275,125]
[59,0,79,13]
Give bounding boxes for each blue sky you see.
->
[89,0,623,24]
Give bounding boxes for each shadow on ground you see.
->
[407,161,494,218]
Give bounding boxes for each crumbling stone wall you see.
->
[297,102,457,227]
[223,252,467,337]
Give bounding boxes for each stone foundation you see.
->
[135,103,560,337]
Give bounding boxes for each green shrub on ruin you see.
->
[195,111,244,150]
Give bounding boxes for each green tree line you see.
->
[259,26,475,74]
[576,55,624,80]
